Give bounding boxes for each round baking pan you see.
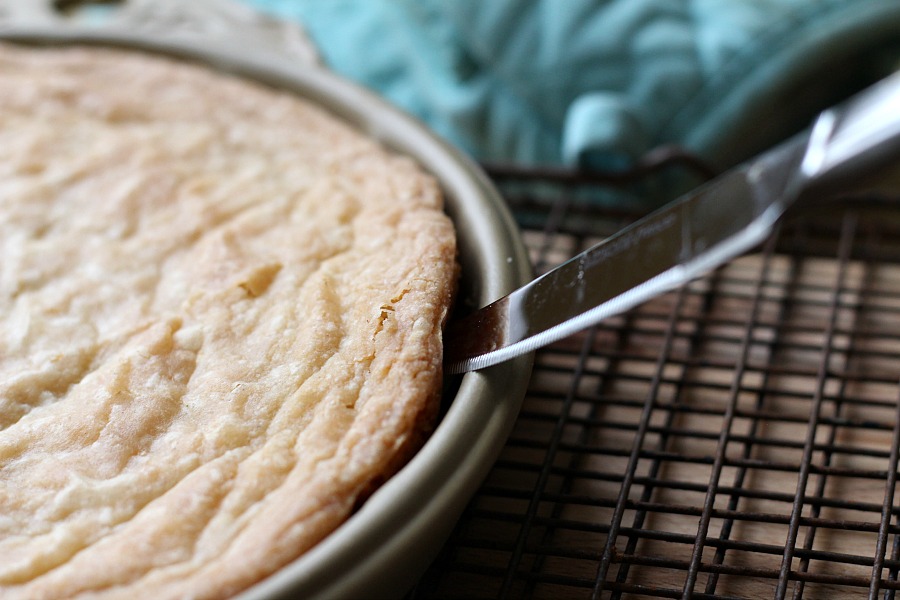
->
[0,10,533,600]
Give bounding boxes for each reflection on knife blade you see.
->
[445,70,900,374]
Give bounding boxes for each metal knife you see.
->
[445,70,900,374]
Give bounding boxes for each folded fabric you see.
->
[243,0,900,190]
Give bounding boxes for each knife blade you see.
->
[445,70,900,374]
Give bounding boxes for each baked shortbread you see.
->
[0,43,456,599]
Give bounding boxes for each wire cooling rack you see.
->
[411,159,900,600]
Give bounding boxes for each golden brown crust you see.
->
[0,43,456,599]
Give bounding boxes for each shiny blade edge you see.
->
[445,192,788,376]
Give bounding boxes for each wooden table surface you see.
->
[412,191,900,600]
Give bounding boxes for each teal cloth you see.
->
[242,0,900,180]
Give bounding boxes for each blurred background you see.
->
[241,0,900,208]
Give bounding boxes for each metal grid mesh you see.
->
[413,165,900,599]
